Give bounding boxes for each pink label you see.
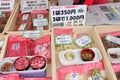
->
[54,28,74,35]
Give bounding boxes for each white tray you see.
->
[59,48,102,65]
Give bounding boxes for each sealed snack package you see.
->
[0,11,11,33]
[6,35,29,57]
[100,31,120,51]
[24,78,52,80]
[57,62,106,80]
[33,35,51,63]
[0,73,23,80]
[31,10,49,19]
[16,13,32,25]
[54,28,74,51]
[31,10,49,30]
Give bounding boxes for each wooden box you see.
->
[0,3,17,36]
[95,25,120,80]
[52,26,117,80]
[5,3,50,34]
[0,35,7,61]
[0,31,52,78]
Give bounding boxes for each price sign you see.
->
[21,0,48,13]
[50,5,87,27]
[0,0,15,11]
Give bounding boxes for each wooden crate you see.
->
[5,3,51,34]
[95,25,120,80]
[0,35,8,61]
[52,26,117,80]
[1,31,52,78]
[0,3,17,36]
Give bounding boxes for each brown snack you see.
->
[14,57,30,71]
[30,56,46,70]
[1,62,12,72]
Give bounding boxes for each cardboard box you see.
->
[52,26,117,80]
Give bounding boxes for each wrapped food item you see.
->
[100,31,120,51]
[14,56,30,71]
[32,10,49,30]
[0,59,13,72]
[54,28,74,51]
[0,73,22,80]
[57,62,106,80]
[0,11,11,33]
[24,78,52,80]
[6,35,28,57]
[33,35,51,63]
[16,22,33,31]
[16,13,32,25]
[31,10,49,19]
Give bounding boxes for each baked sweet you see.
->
[1,61,12,72]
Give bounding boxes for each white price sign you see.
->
[23,30,42,38]
[50,5,87,27]
[0,0,15,11]
[21,0,48,13]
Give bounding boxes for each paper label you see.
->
[33,18,48,27]
[21,0,48,12]
[23,30,42,38]
[18,23,27,30]
[55,35,72,45]
[22,14,29,20]
[0,0,15,11]
[0,40,4,48]
[12,43,20,50]
[37,14,43,19]
[105,35,120,45]
[69,73,80,80]
[76,35,92,47]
